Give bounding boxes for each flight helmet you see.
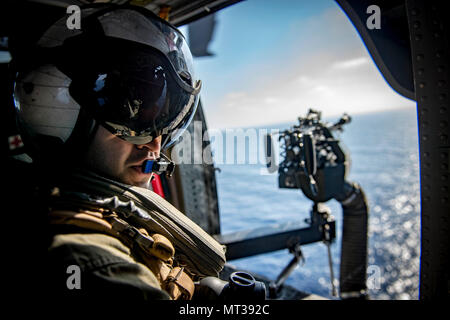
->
[13,5,201,162]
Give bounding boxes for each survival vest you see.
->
[47,169,226,300]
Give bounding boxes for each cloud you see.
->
[200,6,415,129]
[263,97,280,104]
[225,91,247,99]
[332,57,370,69]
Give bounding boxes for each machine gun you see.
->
[216,109,368,299]
[265,109,369,298]
[274,109,351,202]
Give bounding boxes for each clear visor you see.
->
[61,37,200,148]
[97,8,197,87]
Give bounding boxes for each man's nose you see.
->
[135,137,161,153]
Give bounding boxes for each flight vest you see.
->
[47,169,227,300]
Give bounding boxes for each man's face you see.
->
[84,125,161,188]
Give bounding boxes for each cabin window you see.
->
[184,0,420,300]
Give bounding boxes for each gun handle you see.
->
[264,133,278,173]
[303,133,316,176]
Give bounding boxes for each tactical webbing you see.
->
[49,208,195,300]
[50,169,226,278]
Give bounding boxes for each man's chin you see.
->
[123,167,152,188]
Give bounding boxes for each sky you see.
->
[181,0,416,129]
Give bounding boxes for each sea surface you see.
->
[213,107,421,300]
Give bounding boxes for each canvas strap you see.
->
[50,169,226,278]
[49,208,195,300]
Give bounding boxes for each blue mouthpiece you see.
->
[142,160,155,174]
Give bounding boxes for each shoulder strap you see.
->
[52,169,226,278]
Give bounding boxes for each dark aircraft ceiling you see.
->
[11,0,244,26]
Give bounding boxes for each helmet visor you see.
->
[63,37,201,148]
[96,7,198,88]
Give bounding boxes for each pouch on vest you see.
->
[49,208,195,300]
[51,169,226,278]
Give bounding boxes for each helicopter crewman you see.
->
[8,4,225,300]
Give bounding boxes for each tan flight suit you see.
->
[47,209,195,300]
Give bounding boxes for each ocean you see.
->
[213,107,421,300]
